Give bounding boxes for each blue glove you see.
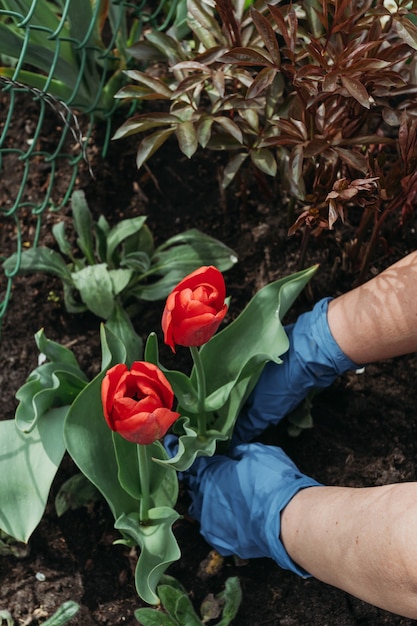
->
[181,442,322,576]
[232,297,358,444]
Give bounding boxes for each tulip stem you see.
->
[137,444,151,522]
[190,346,207,437]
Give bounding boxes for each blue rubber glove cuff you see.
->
[182,443,322,577]
[232,297,359,444]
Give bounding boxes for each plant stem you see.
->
[137,444,151,522]
[190,345,207,437]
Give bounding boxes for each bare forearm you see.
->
[328,251,417,364]
[281,483,417,618]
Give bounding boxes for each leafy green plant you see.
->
[134,575,242,625]
[0,262,315,606]
[41,601,80,626]
[0,0,139,115]
[114,0,417,280]
[2,189,237,326]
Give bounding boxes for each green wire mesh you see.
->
[0,0,183,327]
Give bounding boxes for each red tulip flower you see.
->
[162,266,228,353]
[101,361,180,445]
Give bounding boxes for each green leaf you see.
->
[71,190,96,265]
[197,115,214,148]
[250,148,277,177]
[201,266,317,391]
[157,416,228,472]
[14,330,87,433]
[15,365,87,433]
[177,120,199,158]
[194,266,318,434]
[144,334,199,414]
[65,370,139,521]
[136,129,176,170]
[129,270,192,302]
[215,577,243,626]
[62,282,87,314]
[287,391,316,437]
[66,0,94,38]
[113,113,180,139]
[3,248,71,282]
[52,221,73,258]
[157,584,202,626]
[35,328,84,370]
[121,251,151,273]
[71,264,115,319]
[55,473,102,517]
[134,608,178,626]
[0,408,67,542]
[106,216,148,265]
[213,116,244,144]
[152,229,238,273]
[108,268,134,296]
[123,70,173,98]
[41,601,80,626]
[105,303,143,366]
[115,508,181,605]
[99,323,128,371]
[222,152,249,188]
[112,438,178,507]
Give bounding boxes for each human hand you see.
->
[180,441,321,575]
[232,297,358,444]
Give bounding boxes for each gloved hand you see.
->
[181,442,322,576]
[232,297,358,444]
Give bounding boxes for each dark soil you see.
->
[1,94,417,625]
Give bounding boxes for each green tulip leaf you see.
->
[100,323,128,371]
[55,472,102,517]
[197,266,318,402]
[0,408,67,543]
[34,328,84,369]
[145,333,199,413]
[157,416,228,472]
[15,367,87,433]
[65,324,148,521]
[105,302,143,366]
[113,438,178,508]
[65,373,139,521]
[114,507,181,605]
[14,330,88,433]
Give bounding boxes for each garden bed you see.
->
[1,101,417,625]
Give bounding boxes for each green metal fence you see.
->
[0,0,183,327]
